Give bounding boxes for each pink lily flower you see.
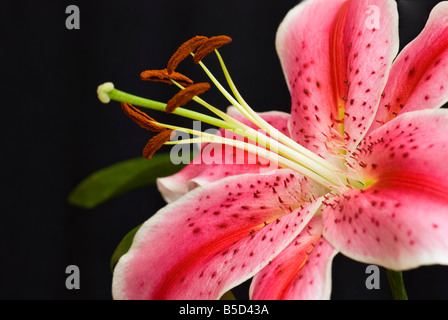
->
[105,0,448,300]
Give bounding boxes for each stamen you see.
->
[166,82,211,113]
[121,103,166,132]
[104,85,347,188]
[161,128,334,188]
[99,35,367,191]
[200,52,344,175]
[193,35,232,63]
[171,79,241,124]
[99,84,239,131]
[142,130,174,159]
[140,69,193,87]
[167,36,208,74]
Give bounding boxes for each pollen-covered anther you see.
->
[121,103,167,132]
[140,69,193,87]
[143,129,175,159]
[193,35,232,64]
[167,36,209,74]
[166,82,211,113]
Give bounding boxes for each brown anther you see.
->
[142,130,174,159]
[167,36,208,74]
[166,82,211,113]
[193,35,232,64]
[121,103,166,132]
[140,69,193,87]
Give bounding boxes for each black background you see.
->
[1,0,447,300]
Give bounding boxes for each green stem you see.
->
[386,269,408,300]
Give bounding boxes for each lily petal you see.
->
[370,2,448,133]
[113,169,326,299]
[341,0,399,150]
[157,109,291,203]
[276,0,398,161]
[250,216,337,300]
[322,109,448,270]
[276,0,345,163]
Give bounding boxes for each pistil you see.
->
[96,35,365,191]
[98,83,347,189]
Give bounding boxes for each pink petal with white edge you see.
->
[276,0,345,164]
[277,0,398,161]
[157,109,291,203]
[341,0,399,150]
[250,216,337,300]
[113,169,327,300]
[369,2,448,133]
[323,109,448,270]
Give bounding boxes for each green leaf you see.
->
[110,224,142,273]
[68,154,184,209]
[220,290,236,300]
